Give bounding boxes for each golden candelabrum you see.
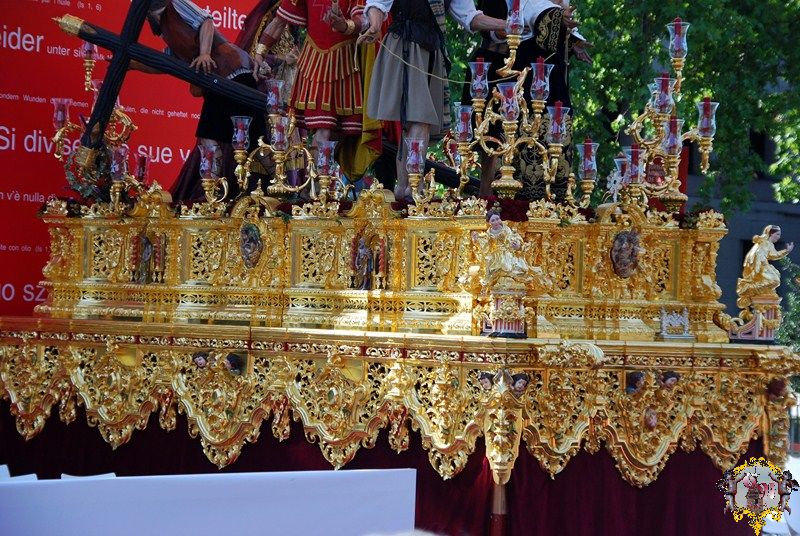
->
[51,98,137,167]
[464,67,556,199]
[52,34,136,171]
[623,17,717,213]
[51,76,138,213]
[228,111,351,214]
[460,26,573,201]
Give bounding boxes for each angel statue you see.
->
[736,225,794,309]
[470,210,532,291]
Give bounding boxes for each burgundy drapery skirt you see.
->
[0,401,757,535]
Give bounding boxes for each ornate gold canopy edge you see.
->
[1,316,797,487]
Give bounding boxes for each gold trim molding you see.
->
[1,318,797,486]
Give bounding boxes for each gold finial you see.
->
[53,14,85,36]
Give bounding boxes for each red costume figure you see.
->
[236,0,302,104]
[237,1,309,188]
[254,0,382,186]
[257,0,365,138]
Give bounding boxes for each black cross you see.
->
[55,0,265,150]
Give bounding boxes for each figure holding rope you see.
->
[358,0,506,201]
[463,0,592,198]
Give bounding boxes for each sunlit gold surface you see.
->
[1,320,797,486]
[31,189,740,341]
[0,188,794,486]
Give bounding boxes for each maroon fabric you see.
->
[508,443,760,536]
[0,402,492,535]
[0,401,761,535]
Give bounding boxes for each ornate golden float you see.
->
[1,13,798,502]
[1,182,797,489]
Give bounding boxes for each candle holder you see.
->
[529,58,554,116]
[134,153,150,185]
[652,74,677,117]
[497,7,524,78]
[465,61,557,200]
[695,98,718,173]
[623,145,645,185]
[603,157,628,203]
[666,18,689,92]
[81,41,102,92]
[661,116,684,178]
[315,140,337,205]
[109,145,130,212]
[494,83,527,199]
[199,143,228,205]
[230,109,348,214]
[454,105,475,194]
[576,139,598,208]
[405,137,436,207]
[545,102,570,145]
[620,18,717,212]
[468,60,491,123]
[51,98,79,161]
[231,115,253,192]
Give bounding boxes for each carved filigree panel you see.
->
[0,329,795,488]
[411,234,438,289]
[643,241,674,299]
[187,230,224,283]
[403,359,485,479]
[67,345,165,448]
[88,228,125,281]
[605,373,686,487]
[698,373,763,469]
[0,344,67,439]
[691,241,722,300]
[542,230,578,294]
[42,227,74,281]
[287,354,390,468]
[172,351,279,467]
[296,232,341,287]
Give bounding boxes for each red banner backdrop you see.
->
[0,0,254,315]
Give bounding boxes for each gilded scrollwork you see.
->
[482,369,526,485]
[287,353,388,468]
[172,350,274,467]
[30,192,740,341]
[0,329,799,486]
[0,343,65,439]
[606,373,684,487]
[42,227,74,281]
[700,374,764,469]
[88,228,126,281]
[524,343,607,476]
[67,343,163,448]
[4,192,800,486]
[188,230,225,283]
[403,358,484,479]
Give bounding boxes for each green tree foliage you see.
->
[777,258,800,350]
[444,1,800,212]
[775,258,800,391]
